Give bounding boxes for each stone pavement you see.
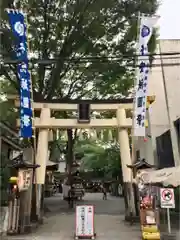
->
[4,193,142,240]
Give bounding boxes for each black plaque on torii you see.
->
[32,94,133,104]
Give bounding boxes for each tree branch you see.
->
[76,85,97,99]
[39,0,51,93]
[46,0,96,99]
[66,35,102,98]
[57,51,79,87]
[70,69,99,99]
[0,66,19,91]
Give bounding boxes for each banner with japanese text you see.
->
[133,15,158,136]
[7,10,33,138]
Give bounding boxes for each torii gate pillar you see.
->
[8,95,136,219]
[35,107,50,218]
[116,108,135,216]
[35,107,50,184]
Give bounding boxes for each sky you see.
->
[158,0,180,39]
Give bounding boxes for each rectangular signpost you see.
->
[75,205,95,239]
[160,188,175,234]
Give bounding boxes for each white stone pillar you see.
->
[100,130,104,141]
[92,129,97,140]
[108,129,113,141]
[116,108,132,182]
[116,108,135,216]
[35,107,50,184]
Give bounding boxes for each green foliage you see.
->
[1,0,159,101]
[75,139,121,178]
[0,0,159,166]
[49,138,67,162]
[0,79,18,128]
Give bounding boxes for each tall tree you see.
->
[1,0,158,100]
[1,0,158,159]
[1,0,158,216]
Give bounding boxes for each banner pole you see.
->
[24,9,39,220]
[129,12,142,217]
[167,208,171,234]
[131,11,142,165]
[23,10,37,161]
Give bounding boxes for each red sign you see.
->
[162,189,173,201]
[160,188,175,208]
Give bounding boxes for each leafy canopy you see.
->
[75,138,121,178]
[0,1,158,161]
[1,0,158,101]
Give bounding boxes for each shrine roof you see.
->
[127,158,155,170]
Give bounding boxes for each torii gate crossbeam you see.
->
[9,95,136,216]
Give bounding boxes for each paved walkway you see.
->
[5,193,142,240]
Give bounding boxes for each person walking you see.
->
[68,185,75,208]
[102,184,107,200]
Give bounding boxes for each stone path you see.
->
[4,193,142,240]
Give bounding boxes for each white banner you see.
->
[133,15,158,136]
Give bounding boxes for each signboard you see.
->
[17,169,32,191]
[75,205,94,238]
[160,188,175,208]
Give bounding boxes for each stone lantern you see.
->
[127,158,156,216]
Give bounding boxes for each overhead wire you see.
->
[1,61,180,69]
[1,52,180,68]
[1,51,180,60]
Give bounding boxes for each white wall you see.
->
[58,161,66,173]
[149,39,180,136]
[136,39,180,166]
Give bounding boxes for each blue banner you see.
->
[7,10,32,138]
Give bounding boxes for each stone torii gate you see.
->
[13,98,135,214]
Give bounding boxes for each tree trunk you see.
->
[66,129,74,184]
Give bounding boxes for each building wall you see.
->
[58,161,66,173]
[136,39,180,166]
[149,39,180,135]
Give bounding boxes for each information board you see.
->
[75,205,94,238]
[160,188,175,208]
[17,169,32,191]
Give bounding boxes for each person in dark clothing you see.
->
[58,181,62,193]
[68,186,75,208]
[102,185,107,200]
